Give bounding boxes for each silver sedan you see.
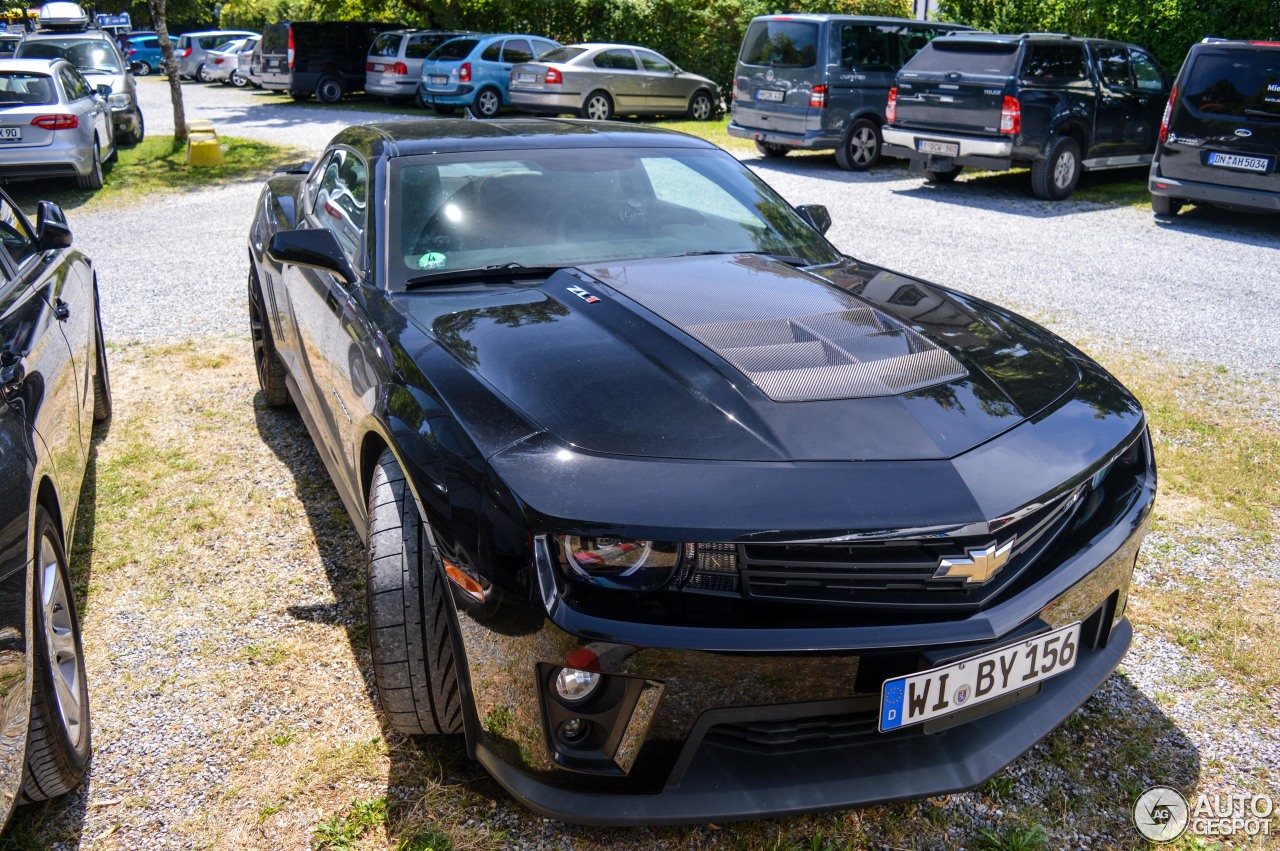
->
[509,43,719,121]
[0,58,114,190]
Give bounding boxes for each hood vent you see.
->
[589,255,967,402]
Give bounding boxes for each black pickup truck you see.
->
[882,33,1170,199]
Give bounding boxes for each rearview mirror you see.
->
[268,228,356,285]
[95,83,112,98]
[795,204,832,236]
[35,201,72,250]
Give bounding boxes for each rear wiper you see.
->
[404,262,570,289]
[1244,109,1279,120]
[677,250,810,267]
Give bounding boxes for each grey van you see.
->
[727,14,969,169]
[175,30,256,81]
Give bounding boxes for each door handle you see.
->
[53,298,70,321]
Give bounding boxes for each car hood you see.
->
[400,254,1084,462]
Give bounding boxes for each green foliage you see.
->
[313,796,389,850]
[936,0,1280,72]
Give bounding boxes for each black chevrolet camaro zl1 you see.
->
[247,119,1155,824]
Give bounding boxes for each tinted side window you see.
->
[740,20,819,69]
[59,66,89,100]
[839,25,896,72]
[406,34,443,59]
[637,50,672,73]
[0,197,36,267]
[899,27,949,63]
[1130,49,1164,91]
[502,39,533,64]
[905,41,1020,76]
[594,49,638,70]
[430,38,477,61]
[532,39,558,57]
[1023,44,1088,83]
[1183,50,1280,118]
[481,41,501,61]
[1095,45,1133,88]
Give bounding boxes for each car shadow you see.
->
[1152,203,1280,246]
[249,395,506,833]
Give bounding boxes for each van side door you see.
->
[828,21,898,130]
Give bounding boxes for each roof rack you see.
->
[1017,32,1074,39]
[35,1,92,32]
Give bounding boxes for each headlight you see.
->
[558,536,681,591]
[108,93,131,110]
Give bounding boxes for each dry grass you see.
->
[2,339,1276,850]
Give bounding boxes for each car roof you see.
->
[933,32,1134,47]
[332,118,720,159]
[0,57,68,72]
[182,29,255,37]
[25,29,113,41]
[752,13,969,26]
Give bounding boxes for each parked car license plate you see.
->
[516,72,536,83]
[879,621,1081,732]
[429,75,448,86]
[1207,151,1270,173]
[0,127,20,141]
[755,88,784,102]
[370,62,386,72]
[917,139,960,157]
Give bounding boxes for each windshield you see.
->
[17,38,124,73]
[428,38,477,62]
[389,146,840,287]
[905,40,1020,76]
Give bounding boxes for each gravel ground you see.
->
[24,79,1278,849]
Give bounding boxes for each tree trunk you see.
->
[147,0,187,143]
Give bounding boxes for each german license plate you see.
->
[879,621,1081,732]
[0,127,20,141]
[1207,151,1269,173]
[516,72,535,83]
[917,139,959,157]
[755,88,784,102]
[429,75,448,86]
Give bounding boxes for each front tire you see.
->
[473,86,501,118]
[20,507,91,803]
[75,141,103,191]
[315,75,344,104]
[580,90,613,121]
[1031,136,1081,200]
[120,110,144,146]
[367,450,464,737]
[196,62,213,83]
[834,118,881,171]
[687,90,714,121]
[755,140,789,158]
[1152,194,1183,217]
[231,70,248,87]
[248,267,289,408]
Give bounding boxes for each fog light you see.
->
[555,667,601,703]
[559,717,590,743]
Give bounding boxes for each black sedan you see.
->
[0,187,108,828]
[247,120,1154,825]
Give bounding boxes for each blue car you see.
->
[418,33,559,117]
[124,34,169,75]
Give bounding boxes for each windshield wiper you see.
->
[1244,108,1279,120]
[404,262,571,289]
[676,250,810,267]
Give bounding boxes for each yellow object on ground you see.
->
[186,121,224,167]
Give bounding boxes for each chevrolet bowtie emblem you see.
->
[934,538,1015,585]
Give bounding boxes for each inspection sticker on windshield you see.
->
[879,621,1081,732]
[417,252,446,270]
[0,128,20,141]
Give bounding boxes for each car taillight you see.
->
[1159,82,1178,143]
[886,87,897,123]
[287,27,295,70]
[545,66,562,84]
[365,61,374,71]
[213,57,224,65]
[459,62,471,83]
[127,47,136,56]
[809,83,827,108]
[180,47,191,58]
[1000,96,1021,135]
[32,114,78,130]
[393,61,407,75]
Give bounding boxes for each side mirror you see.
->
[268,228,356,285]
[35,201,72,250]
[795,204,832,236]
[95,83,113,98]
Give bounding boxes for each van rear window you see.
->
[261,25,287,56]
[904,40,1020,76]
[369,32,402,58]
[1184,52,1280,118]
[741,20,819,69]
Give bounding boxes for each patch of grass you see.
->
[650,115,754,154]
[313,796,388,850]
[975,823,1049,851]
[8,133,303,215]
[394,824,454,851]
[484,705,514,737]
[242,640,286,666]
[982,772,1017,799]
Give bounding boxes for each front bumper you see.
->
[882,126,1015,171]
[1149,161,1280,213]
[449,453,1154,825]
[111,107,141,136]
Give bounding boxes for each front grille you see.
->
[734,486,1083,611]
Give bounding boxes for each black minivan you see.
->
[1149,38,1280,216]
[727,14,970,169]
[261,20,403,103]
